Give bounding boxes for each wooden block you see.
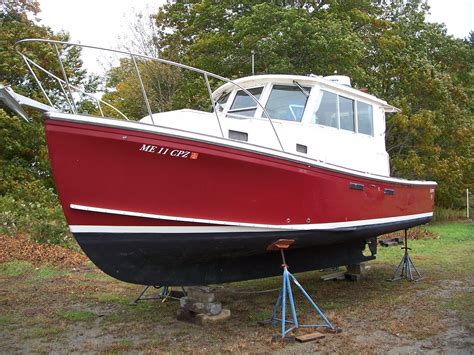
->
[195,308,231,325]
[321,272,345,281]
[295,331,325,343]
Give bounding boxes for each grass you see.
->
[433,207,470,222]
[375,222,473,274]
[0,260,33,277]
[0,261,70,279]
[60,310,96,322]
[0,314,18,326]
[23,326,63,339]
[36,264,69,279]
[426,222,473,240]
[82,271,114,281]
[102,339,134,352]
[443,293,474,327]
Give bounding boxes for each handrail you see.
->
[15,38,285,151]
[20,54,129,120]
[53,43,77,114]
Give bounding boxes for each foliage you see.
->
[433,207,471,223]
[101,58,185,119]
[0,109,70,246]
[0,1,90,247]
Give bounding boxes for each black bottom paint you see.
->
[74,217,431,285]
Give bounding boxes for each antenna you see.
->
[251,50,255,76]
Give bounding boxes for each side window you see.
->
[357,101,373,136]
[313,90,338,128]
[217,92,230,106]
[339,96,355,132]
[212,92,230,112]
[228,87,263,117]
[264,85,310,122]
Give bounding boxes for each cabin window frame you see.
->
[311,88,374,137]
[356,100,374,137]
[311,88,340,130]
[226,85,265,119]
[338,95,356,133]
[262,83,312,123]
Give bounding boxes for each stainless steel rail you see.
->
[19,53,129,120]
[15,38,284,151]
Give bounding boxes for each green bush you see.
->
[433,207,471,222]
[0,109,73,248]
[0,191,72,247]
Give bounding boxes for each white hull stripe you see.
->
[69,204,433,233]
[70,225,279,233]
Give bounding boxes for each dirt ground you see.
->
[0,223,473,353]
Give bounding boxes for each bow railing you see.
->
[14,38,284,151]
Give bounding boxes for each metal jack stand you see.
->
[265,239,335,339]
[131,285,186,305]
[390,229,423,282]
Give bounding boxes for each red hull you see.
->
[45,118,435,228]
[43,115,436,285]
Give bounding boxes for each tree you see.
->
[0,0,92,246]
[371,1,473,207]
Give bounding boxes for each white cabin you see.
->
[141,75,398,176]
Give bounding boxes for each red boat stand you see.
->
[265,239,335,339]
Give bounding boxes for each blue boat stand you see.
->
[390,229,423,282]
[266,239,335,338]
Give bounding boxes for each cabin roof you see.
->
[214,74,394,109]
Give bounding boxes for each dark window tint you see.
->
[339,96,355,132]
[357,101,373,136]
[264,85,309,122]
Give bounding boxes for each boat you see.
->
[2,39,436,286]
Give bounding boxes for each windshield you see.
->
[264,84,310,122]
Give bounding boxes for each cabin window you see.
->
[228,87,263,117]
[264,85,310,122]
[339,96,355,132]
[217,92,230,106]
[357,101,373,136]
[313,90,338,128]
[212,92,230,112]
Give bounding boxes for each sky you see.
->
[37,0,473,73]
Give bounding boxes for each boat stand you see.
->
[265,239,335,339]
[131,285,186,304]
[390,229,423,282]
